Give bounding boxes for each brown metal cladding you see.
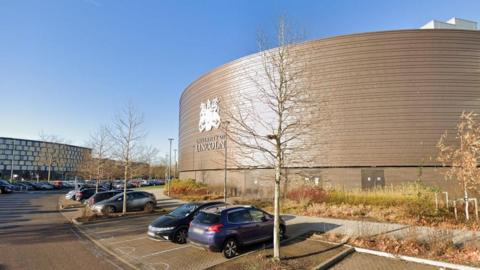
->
[178,29,480,173]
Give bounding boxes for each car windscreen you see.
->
[169,204,198,218]
[195,212,220,225]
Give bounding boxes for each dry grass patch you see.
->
[315,231,480,267]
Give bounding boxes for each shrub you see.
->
[286,185,328,204]
[168,179,208,196]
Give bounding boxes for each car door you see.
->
[226,209,257,245]
[249,209,272,241]
[125,193,136,211]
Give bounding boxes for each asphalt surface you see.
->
[76,198,230,270]
[0,191,127,270]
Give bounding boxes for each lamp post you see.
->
[168,138,174,196]
[223,121,230,203]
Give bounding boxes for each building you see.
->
[178,19,480,196]
[0,137,91,180]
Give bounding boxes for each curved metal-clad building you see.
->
[178,29,480,195]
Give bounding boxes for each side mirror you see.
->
[117,197,123,201]
[261,216,268,222]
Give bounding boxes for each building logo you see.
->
[199,97,220,132]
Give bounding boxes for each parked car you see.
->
[0,180,13,194]
[188,205,286,258]
[13,183,33,191]
[148,201,225,243]
[65,189,77,200]
[36,182,54,190]
[87,190,133,207]
[22,181,40,190]
[114,181,134,189]
[91,191,156,215]
[75,188,104,202]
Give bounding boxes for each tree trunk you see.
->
[123,162,128,215]
[47,165,51,182]
[273,154,281,260]
[464,184,469,221]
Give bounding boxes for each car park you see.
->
[91,191,156,215]
[188,205,286,258]
[147,201,225,243]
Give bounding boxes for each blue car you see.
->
[188,205,286,258]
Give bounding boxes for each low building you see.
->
[0,137,91,180]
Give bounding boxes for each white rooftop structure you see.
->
[421,17,477,30]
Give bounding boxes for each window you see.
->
[249,209,265,222]
[228,209,252,223]
[195,212,220,225]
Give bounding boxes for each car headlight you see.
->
[149,226,174,232]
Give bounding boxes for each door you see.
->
[249,209,272,241]
[226,209,257,244]
[361,169,385,189]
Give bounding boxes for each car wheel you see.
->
[103,206,115,215]
[223,238,239,259]
[174,227,188,244]
[144,202,154,212]
[0,189,3,194]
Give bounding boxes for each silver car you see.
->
[91,191,156,215]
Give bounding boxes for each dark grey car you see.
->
[91,191,156,214]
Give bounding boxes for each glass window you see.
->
[249,209,265,222]
[195,212,220,225]
[170,203,198,217]
[228,209,252,223]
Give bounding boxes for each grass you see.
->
[168,179,479,230]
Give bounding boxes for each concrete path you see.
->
[284,214,480,245]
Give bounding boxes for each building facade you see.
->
[0,137,91,180]
[178,27,480,196]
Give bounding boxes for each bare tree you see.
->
[89,125,112,192]
[109,102,146,214]
[223,17,314,260]
[437,111,480,220]
[38,132,68,182]
[140,145,159,180]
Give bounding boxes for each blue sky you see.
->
[1,0,479,157]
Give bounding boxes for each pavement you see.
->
[0,191,126,270]
[282,214,480,246]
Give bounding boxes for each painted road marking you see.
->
[108,237,148,245]
[140,245,190,258]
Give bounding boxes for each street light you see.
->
[168,138,174,196]
[223,121,230,203]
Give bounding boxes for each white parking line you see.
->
[140,246,190,258]
[108,236,147,245]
